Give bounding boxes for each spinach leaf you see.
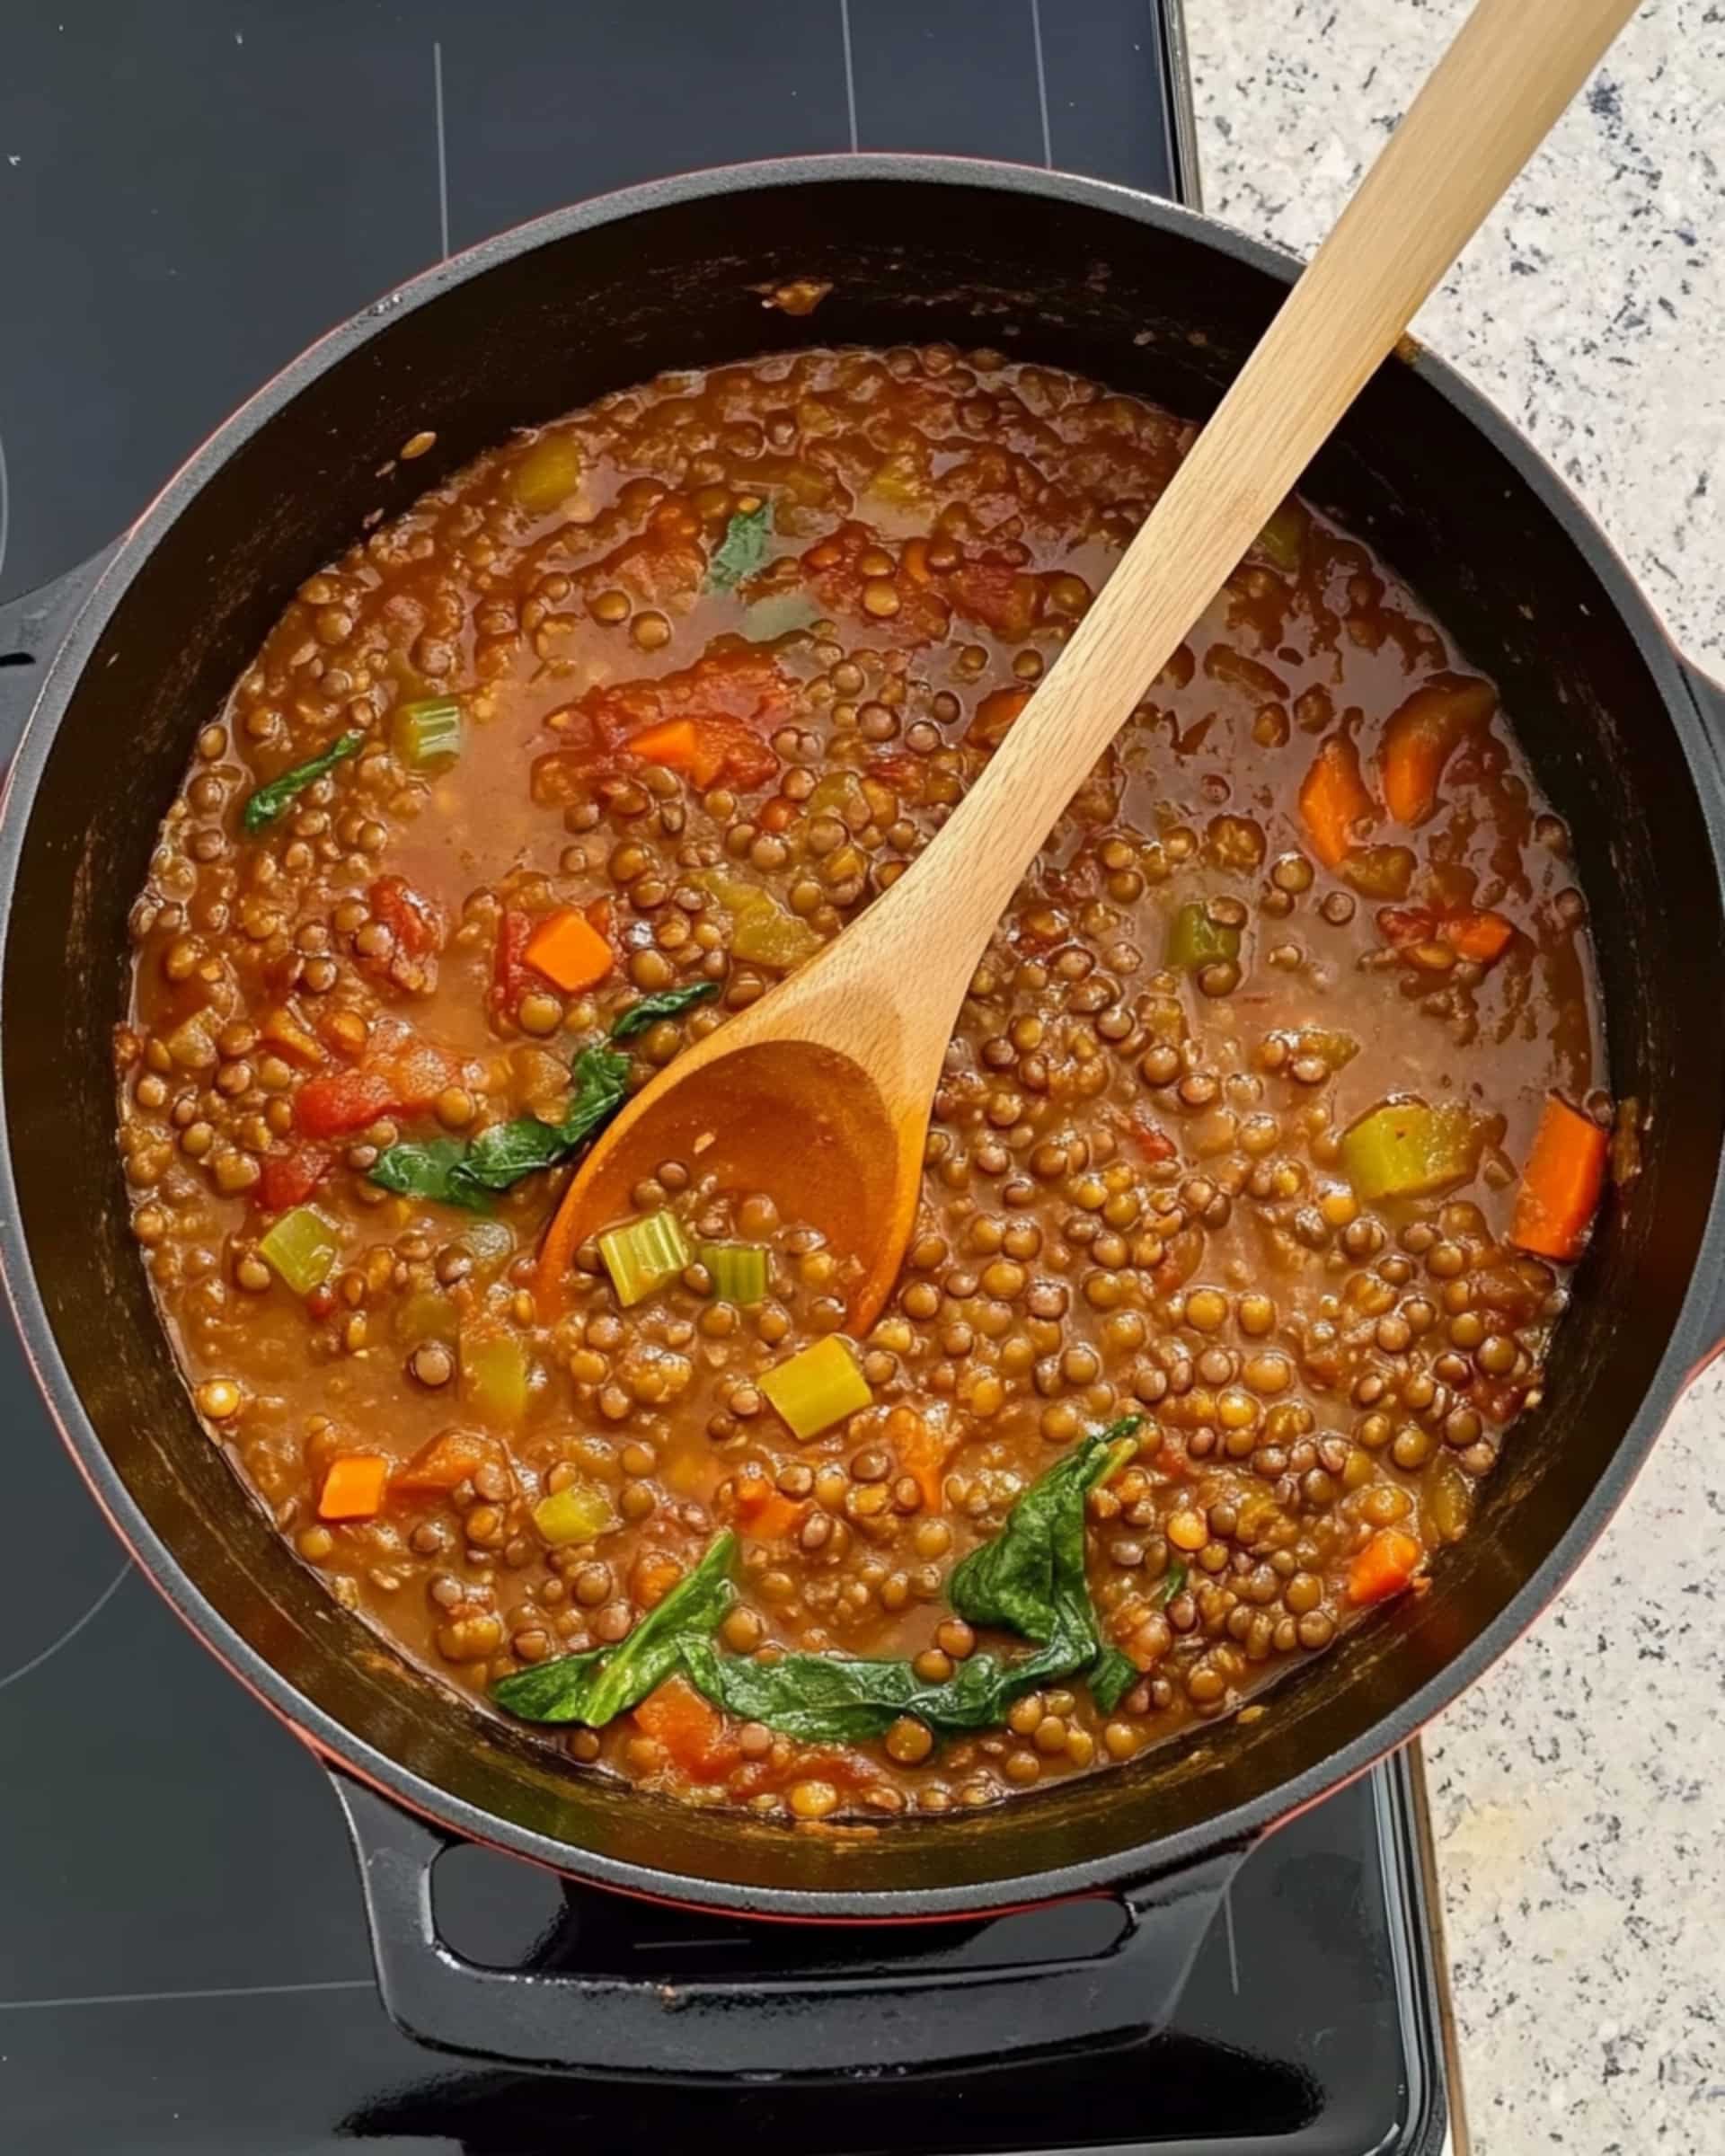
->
[1157,1560,1189,1608]
[680,1631,1088,1742]
[707,503,771,591]
[950,1418,1140,1642]
[491,1532,737,1725]
[609,980,720,1042]
[367,1137,493,1211]
[242,731,363,834]
[367,1043,629,1206]
[1089,1648,1138,1715]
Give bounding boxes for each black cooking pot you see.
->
[3,155,1722,2077]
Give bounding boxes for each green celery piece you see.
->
[257,1206,341,1294]
[609,980,720,1042]
[697,1241,769,1305]
[491,1533,737,1725]
[1166,902,1241,973]
[599,1208,693,1306]
[1340,1099,1479,1202]
[707,503,772,590]
[242,732,363,834]
[394,697,463,769]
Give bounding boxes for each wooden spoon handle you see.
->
[874,0,1641,975]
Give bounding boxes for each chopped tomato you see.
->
[968,686,1032,749]
[731,1471,807,1542]
[490,909,534,1019]
[1376,905,1438,949]
[368,875,445,960]
[800,523,951,646]
[255,1145,330,1213]
[945,552,1039,639]
[632,1677,740,1783]
[295,1066,395,1138]
[393,1429,503,1496]
[1441,909,1516,964]
[1129,1114,1177,1165]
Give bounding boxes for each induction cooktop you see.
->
[0,5,1458,2150]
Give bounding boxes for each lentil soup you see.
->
[117,344,1608,1824]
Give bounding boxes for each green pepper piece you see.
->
[1340,1099,1480,1203]
[1167,902,1241,973]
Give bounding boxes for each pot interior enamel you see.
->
[5,162,1721,1913]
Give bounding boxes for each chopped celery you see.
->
[1340,1099,1480,1203]
[760,1337,872,1441]
[393,697,463,770]
[533,1481,617,1546]
[1166,902,1241,972]
[694,868,821,971]
[258,1206,340,1295]
[393,1289,459,1348]
[804,771,871,826]
[598,1208,693,1306]
[733,906,821,969]
[461,1331,531,1423]
[511,434,582,512]
[697,1241,769,1305]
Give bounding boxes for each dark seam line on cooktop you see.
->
[837,0,859,154]
[433,41,451,261]
[0,1978,376,2012]
[0,1560,131,1695]
[1030,0,1055,168]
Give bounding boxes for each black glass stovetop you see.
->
[0,5,1451,2151]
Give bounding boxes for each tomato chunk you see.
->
[295,1067,395,1138]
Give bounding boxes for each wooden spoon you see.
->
[538,0,1641,1327]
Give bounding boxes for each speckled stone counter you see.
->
[1181,2,1724,2147]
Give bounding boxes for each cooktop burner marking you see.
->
[1030,0,1054,167]
[0,1560,130,1696]
[0,1977,374,2014]
[432,41,450,261]
[838,0,859,153]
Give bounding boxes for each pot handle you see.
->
[329,1771,1245,2078]
[0,547,120,753]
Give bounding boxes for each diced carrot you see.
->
[391,1429,502,1496]
[632,1676,740,1782]
[295,1066,395,1138]
[732,1478,807,1542]
[524,907,615,994]
[1442,910,1516,964]
[625,716,777,791]
[1379,675,1496,826]
[1298,736,1376,869]
[888,1405,951,1514]
[1511,1095,1609,1261]
[255,1145,330,1214]
[1347,1527,1423,1606]
[261,1005,325,1067]
[318,1454,390,1522]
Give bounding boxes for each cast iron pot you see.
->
[2,155,1723,2078]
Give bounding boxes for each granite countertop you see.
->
[1182,2,1724,2147]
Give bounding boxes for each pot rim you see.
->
[2,151,1720,1918]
